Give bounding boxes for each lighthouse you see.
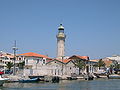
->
[56,24,66,59]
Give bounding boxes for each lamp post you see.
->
[12,41,18,75]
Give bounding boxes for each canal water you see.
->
[1,79,120,90]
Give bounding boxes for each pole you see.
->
[12,40,18,75]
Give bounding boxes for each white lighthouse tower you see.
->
[56,24,66,59]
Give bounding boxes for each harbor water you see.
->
[1,79,120,90]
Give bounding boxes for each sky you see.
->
[0,0,120,59]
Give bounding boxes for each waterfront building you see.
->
[89,59,99,73]
[56,24,66,59]
[18,52,52,68]
[46,58,79,76]
[18,52,52,76]
[69,55,97,74]
[0,51,14,70]
[20,52,78,76]
[21,52,93,77]
[89,58,117,74]
[0,51,23,71]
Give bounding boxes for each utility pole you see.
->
[12,40,18,75]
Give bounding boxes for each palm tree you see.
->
[6,62,13,71]
[18,61,25,69]
[74,59,85,75]
[94,59,105,70]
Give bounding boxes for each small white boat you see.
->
[0,75,9,86]
[19,78,39,83]
[108,74,120,79]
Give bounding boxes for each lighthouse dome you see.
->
[58,24,64,30]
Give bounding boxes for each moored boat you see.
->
[0,75,9,86]
[107,74,120,79]
[19,78,39,83]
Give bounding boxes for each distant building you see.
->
[102,58,117,67]
[0,51,14,70]
[107,55,120,64]
[0,51,23,71]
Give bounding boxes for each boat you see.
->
[19,78,39,83]
[52,76,60,83]
[84,74,94,80]
[107,74,120,79]
[0,75,9,86]
[67,76,77,80]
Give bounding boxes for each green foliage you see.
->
[74,59,85,69]
[94,59,105,69]
[74,59,86,75]
[6,62,13,70]
[18,61,25,69]
[113,63,120,70]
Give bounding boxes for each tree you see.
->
[74,59,85,75]
[94,59,105,70]
[6,62,13,71]
[18,61,25,69]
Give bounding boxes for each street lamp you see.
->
[12,41,18,75]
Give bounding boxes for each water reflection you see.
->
[1,79,120,90]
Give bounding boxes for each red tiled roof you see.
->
[69,55,89,60]
[58,59,71,63]
[47,58,72,64]
[18,52,51,59]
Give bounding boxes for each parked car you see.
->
[0,71,4,75]
[3,70,13,74]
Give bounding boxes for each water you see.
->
[1,79,120,90]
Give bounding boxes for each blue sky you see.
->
[0,0,120,59]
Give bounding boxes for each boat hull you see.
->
[108,74,120,79]
[19,78,39,83]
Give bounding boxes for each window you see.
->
[43,59,45,64]
[26,59,28,64]
[36,59,39,64]
[19,58,21,60]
